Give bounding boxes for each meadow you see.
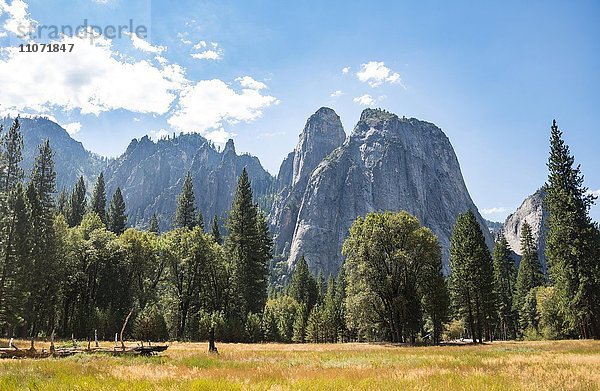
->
[0,340,598,390]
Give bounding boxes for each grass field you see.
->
[0,340,598,390]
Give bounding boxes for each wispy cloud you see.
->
[330,90,343,98]
[63,122,81,135]
[190,41,223,60]
[356,61,404,88]
[353,94,375,106]
[341,67,350,74]
[481,207,509,215]
[148,129,169,141]
[128,32,166,54]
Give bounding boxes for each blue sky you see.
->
[0,0,598,222]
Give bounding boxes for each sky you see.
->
[0,0,598,222]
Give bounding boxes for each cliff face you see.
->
[501,188,547,267]
[270,107,346,254]
[285,109,492,276]
[105,134,274,230]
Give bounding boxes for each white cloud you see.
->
[148,128,169,141]
[177,32,192,45]
[168,77,279,138]
[258,131,286,139]
[191,50,222,60]
[193,41,207,50]
[0,0,37,37]
[191,41,223,60]
[353,94,375,106]
[63,122,82,135]
[205,128,235,144]
[133,117,141,122]
[341,67,350,74]
[236,76,267,90]
[356,61,403,87]
[481,207,509,216]
[330,90,343,98]
[0,33,185,116]
[128,32,165,54]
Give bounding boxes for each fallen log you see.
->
[0,341,168,359]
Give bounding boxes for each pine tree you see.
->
[515,221,545,331]
[90,172,107,224]
[197,212,204,231]
[175,172,197,229]
[492,234,518,340]
[288,255,318,316]
[56,189,68,218]
[30,140,56,210]
[544,120,600,338]
[0,118,24,193]
[24,140,59,336]
[148,213,160,234]
[256,210,273,286]
[67,176,86,227]
[108,187,127,235]
[0,119,25,330]
[225,168,269,316]
[211,215,222,244]
[449,210,496,343]
[2,184,30,327]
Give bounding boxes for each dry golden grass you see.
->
[0,339,598,390]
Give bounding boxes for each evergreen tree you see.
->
[211,215,222,244]
[148,213,160,234]
[492,234,518,340]
[197,212,204,231]
[0,119,25,332]
[288,255,318,316]
[56,189,68,218]
[67,176,86,227]
[515,221,545,331]
[316,270,326,303]
[24,140,59,336]
[90,172,107,224]
[108,187,127,235]
[256,210,273,285]
[0,183,29,331]
[0,118,24,193]
[449,210,496,343]
[225,168,269,317]
[175,172,197,229]
[545,120,600,338]
[30,140,56,210]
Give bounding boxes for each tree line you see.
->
[0,118,598,347]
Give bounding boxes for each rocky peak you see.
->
[270,108,346,255]
[286,109,492,275]
[224,139,236,154]
[292,107,345,186]
[105,131,273,230]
